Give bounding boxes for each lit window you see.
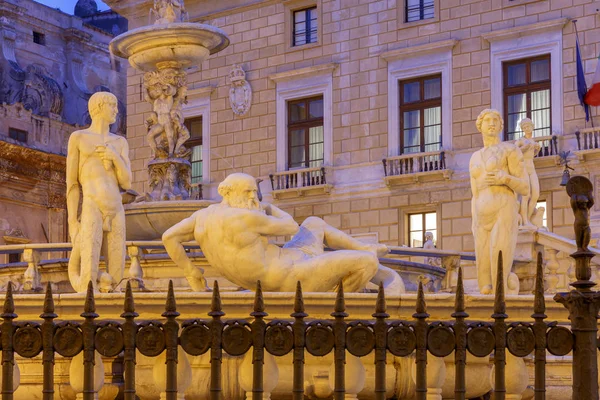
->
[33,31,46,45]
[536,201,547,228]
[399,74,442,154]
[8,128,27,143]
[405,0,434,22]
[293,7,317,46]
[409,212,437,247]
[287,96,324,169]
[184,117,203,184]
[503,55,551,141]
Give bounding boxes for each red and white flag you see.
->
[585,54,600,106]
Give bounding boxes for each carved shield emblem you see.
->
[228,64,252,116]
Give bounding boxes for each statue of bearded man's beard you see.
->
[227,193,261,211]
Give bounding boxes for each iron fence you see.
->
[0,250,591,400]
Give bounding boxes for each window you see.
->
[184,117,203,184]
[8,128,27,143]
[8,254,19,264]
[503,55,551,141]
[405,0,434,22]
[293,7,317,46]
[536,201,547,228]
[399,74,442,154]
[287,96,324,169]
[408,212,437,247]
[33,31,45,45]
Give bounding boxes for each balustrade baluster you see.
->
[209,281,225,400]
[373,282,389,400]
[251,281,267,400]
[575,131,582,150]
[162,281,179,400]
[331,282,347,400]
[121,281,138,400]
[291,282,307,400]
[452,268,468,400]
[492,252,507,400]
[440,151,446,170]
[321,167,327,184]
[41,283,56,400]
[382,159,388,177]
[2,284,15,400]
[595,130,599,149]
[414,282,429,400]
[302,171,307,188]
[81,282,98,400]
[532,253,547,400]
[269,174,275,191]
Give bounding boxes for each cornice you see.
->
[482,18,570,43]
[380,39,458,62]
[268,63,338,83]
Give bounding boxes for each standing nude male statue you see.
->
[66,92,132,292]
[515,118,541,229]
[469,109,529,294]
[163,173,405,294]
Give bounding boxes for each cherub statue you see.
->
[516,118,541,229]
[146,112,167,158]
[567,176,595,252]
[151,0,186,24]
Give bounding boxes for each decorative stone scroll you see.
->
[228,64,252,116]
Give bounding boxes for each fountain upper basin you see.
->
[125,200,216,240]
[109,23,229,71]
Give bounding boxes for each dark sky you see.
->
[34,0,110,14]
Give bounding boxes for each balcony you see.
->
[575,128,600,161]
[382,150,452,186]
[532,134,560,168]
[269,166,332,200]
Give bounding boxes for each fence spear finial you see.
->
[493,251,506,317]
[121,280,138,319]
[251,280,267,318]
[162,280,179,318]
[81,280,98,319]
[533,252,546,318]
[40,282,57,319]
[452,267,469,318]
[372,281,389,319]
[335,280,345,313]
[209,280,224,317]
[294,281,304,313]
[2,281,15,318]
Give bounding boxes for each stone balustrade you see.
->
[269,166,331,199]
[382,150,451,185]
[576,127,600,151]
[533,134,559,158]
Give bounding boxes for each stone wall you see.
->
[122,0,600,252]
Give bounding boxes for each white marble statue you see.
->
[151,0,186,24]
[66,92,132,293]
[515,118,541,230]
[469,109,529,295]
[163,173,405,294]
[423,232,441,267]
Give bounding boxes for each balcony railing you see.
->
[576,128,600,151]
[383,150,446,177]
[533,134,558,158]
[269,166,329,196]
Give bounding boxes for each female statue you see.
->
[515,118,541,229]
[469,109,529,294]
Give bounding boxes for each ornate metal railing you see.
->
[533,134,559,158]
[383,151,446,177]
[269,166,327,191]
[576,128,600,151]
[0,251,592,399]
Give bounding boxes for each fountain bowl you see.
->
[125,200,216,241]
[109,23,229,71]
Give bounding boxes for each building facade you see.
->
[110,0,600,281]
[0,0,126,257]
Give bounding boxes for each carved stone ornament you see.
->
[305,322,334,357]
[136,323,166,357]
[346,323,375,357]
[387,324,416,357]
[467,325,495,357]
[546,326,573,356]
[427,324,455,357]
[506,325,535,357]
[180,322,211,356]
[228,64,252,116]
[264,322,294,357]
[14,323,42,358]
[95,323,124,357]
[222,322,252,356]
[53,323,83,357]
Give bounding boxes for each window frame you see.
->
[284,0,321,52]
[398,0,439,29]
[407,211,437,248]
[184,116,203,184]
[292,6,318,47]
[405,0,435,23]
[287,95,324,169]
[8,127,27,143]
[399,74,442,154]
[502,54,552,141]
[32,31,46,46]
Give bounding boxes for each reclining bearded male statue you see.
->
[163,173,405,294]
